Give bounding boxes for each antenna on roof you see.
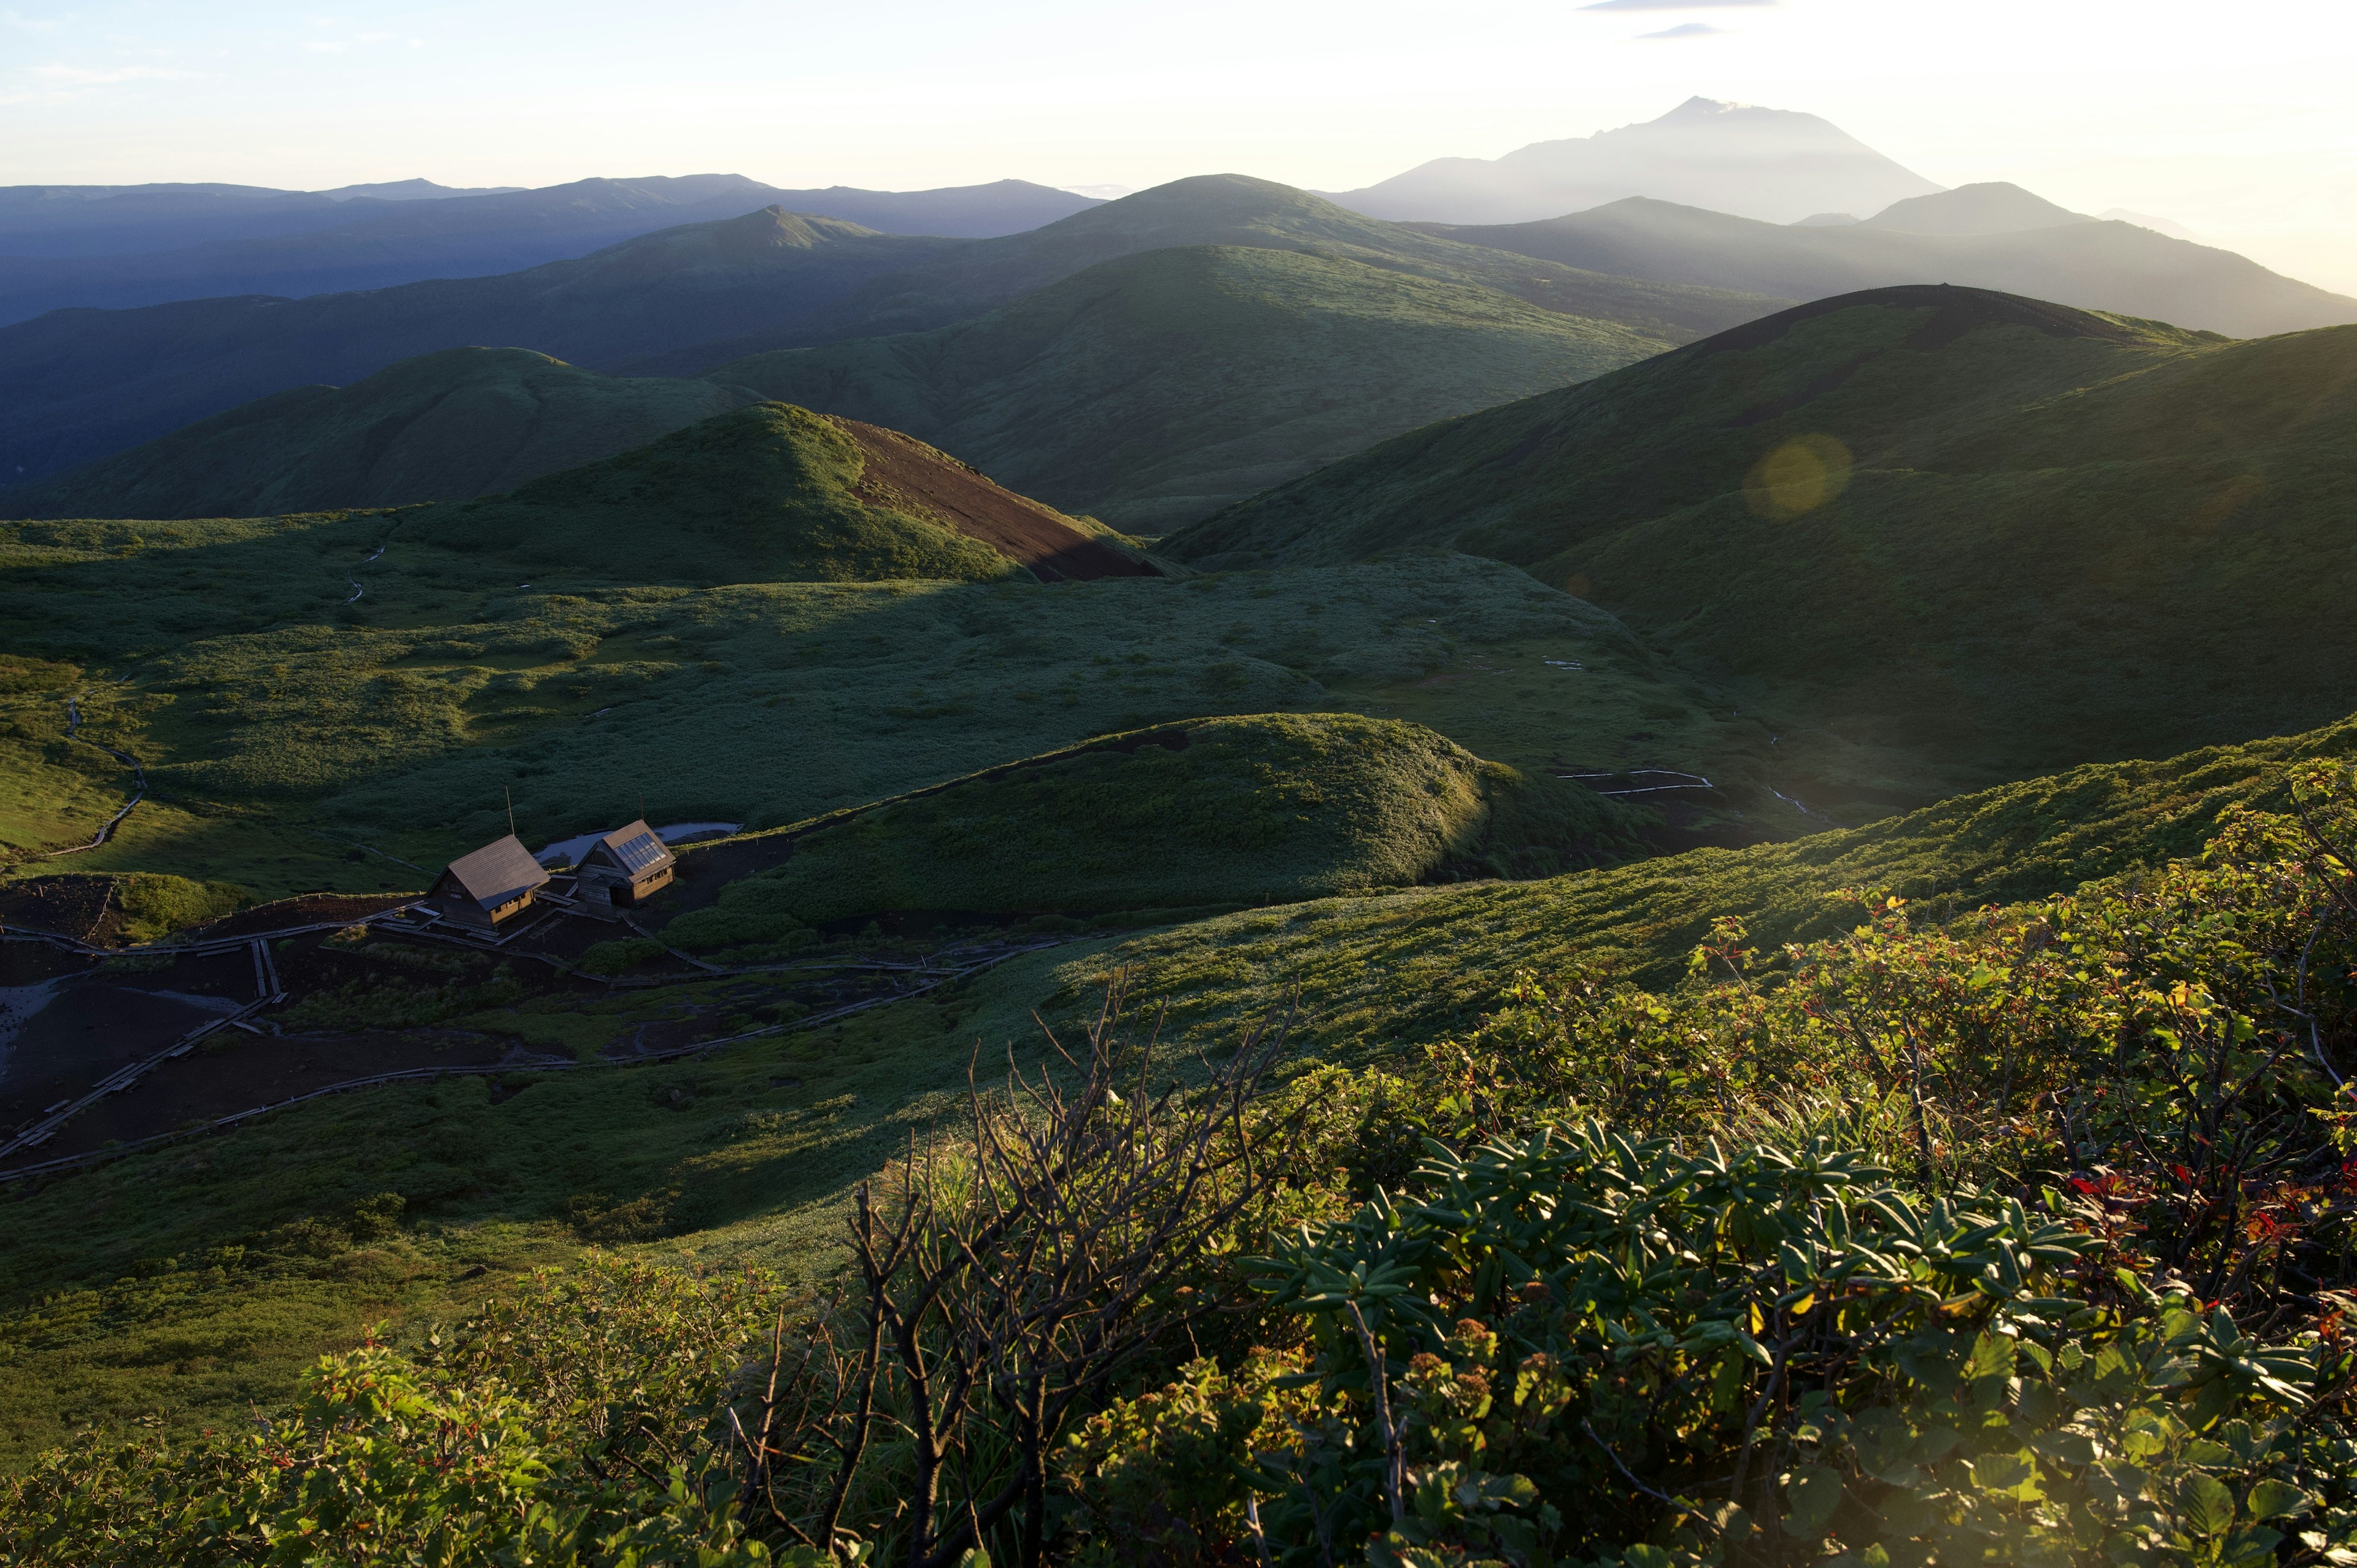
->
[505,786,516,841]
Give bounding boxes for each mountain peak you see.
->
[1329,98,1941,225]
[1860,181,2091,237]
[1662,96,1751,118]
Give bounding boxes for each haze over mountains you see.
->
[0,177,1775,496]
[3,98,2351,514]
[1326,98,1944,225]
[1412,183,2357,339]
[0,175,1102,322]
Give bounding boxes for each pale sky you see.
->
[5,0,2355,292]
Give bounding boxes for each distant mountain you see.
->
[1410,193,2357,338]
[0,347,764,520]
[0,175,1101,322]
[315,179,525,202]
[2100,208,2204,243]
[1857,182,2091,236]
[0,209,953,485]
[0,183,358,257]
[1166,285,2357,786]
[710,243,1693,528]
[0,176,1781,488]
[1326,98,1944,225]
[630,173,1778,372]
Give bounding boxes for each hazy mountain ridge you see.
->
[1328,97,1945,225]
[0,208,955,485]
[0,177,1780,490]
[1412,190,2357,338]
[0,347,767,520]
[0,175,1102,324]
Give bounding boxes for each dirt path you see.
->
[44,693,145,858]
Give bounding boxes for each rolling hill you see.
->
[0,209,954,487]
[0,176,1101,323]
[1328,98,1945,226]
[1165,284,2357,786]
[388,401,1142,588]
[623,173,1781,372]
[1413,187,2357,338]
[0,348,765,520]
[708,243,1689,527]
[0,176,1781,495]
[660,712,1636,943]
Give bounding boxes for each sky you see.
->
[4,0,2355,292]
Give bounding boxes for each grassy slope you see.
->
[0,209,953,487]
[1415,197,2357,339]
[711,245,1676,529]
[667,713,1641,940]
[1167,288,2357,799]
[0,348,764,521]
[7,695,2350,1464]
[6,491,1772,890]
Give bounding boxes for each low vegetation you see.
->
[7,752,2355,1566]
[6,498,1767,897]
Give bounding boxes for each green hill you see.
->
[0,208,951,487]
[711,244,1682,527]
[0,348,763,520]
[1414,193,2357,338]
[659,713,1640,950]
[0,177,1778,508]
[393,402,1038,588]
[7,446,1740,895]
[636,174,1781,373]
[1167,285,2357,790]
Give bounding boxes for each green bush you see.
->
[110,874,252,943]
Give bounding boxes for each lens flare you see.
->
[1744,434,1853,519]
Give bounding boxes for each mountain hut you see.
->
[427,834,551,932]
[572,820,676,916]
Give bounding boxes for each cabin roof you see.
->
[439,834,551,909]
[584,819,674,878]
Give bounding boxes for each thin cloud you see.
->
[1639,22,1730,36]
[28,63,190,84]
[1582,0,1772,9]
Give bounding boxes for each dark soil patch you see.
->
[838,419,1160,582]
[0,876,126,945]
[1,949,257,1136]
[6,1026,521,1167]
[187,892,417,943]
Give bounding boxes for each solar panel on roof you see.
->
[612,832,666,873]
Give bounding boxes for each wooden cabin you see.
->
[428,834,551,932]
[573,820,676,915]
